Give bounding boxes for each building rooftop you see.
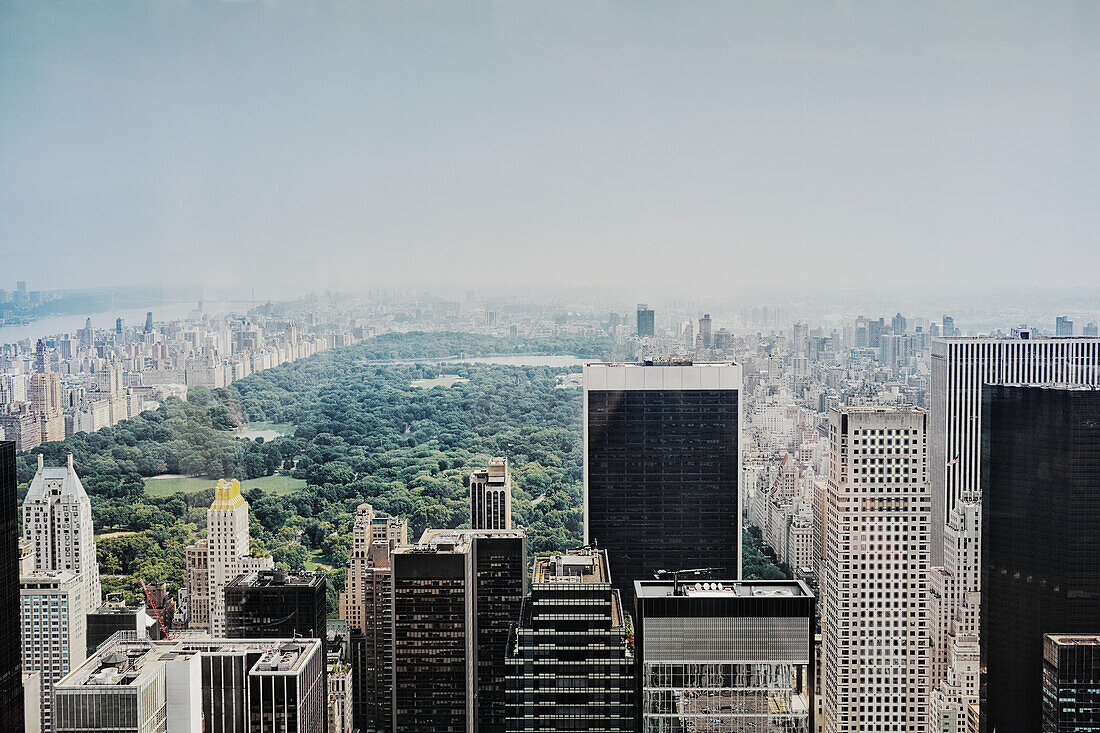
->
[532,547,609,585]
[226,569,325,589]
[404,527,525,554]
[209,478,246,511]
[25,454,89,503]
[634,579,814,599]
[1046,634,1100,646]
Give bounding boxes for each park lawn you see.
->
[305,549,332,572]
[144,473,307,498]
[410,375,468,389]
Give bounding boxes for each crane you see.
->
[137,577,171,641]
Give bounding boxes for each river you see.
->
[0,301,244,346]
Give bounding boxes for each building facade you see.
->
[391,529,526,733]
[980,385,1100,733]
[634,578,815,733]
[584,361,742,604]
[184,479,273,635]
[822,406,930,733]
[469,457,512,531]
[1042,634,1100,732]
[225,569,327,641]
[0,442,23,731]
[21,570,87,733]
[22,454,101,609]
[504,547,635,732]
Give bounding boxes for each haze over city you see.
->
[3,1,1099,294]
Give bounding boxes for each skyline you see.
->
[3,1,1099,293]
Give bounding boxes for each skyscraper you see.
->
[698,313,713,348]
[28,372,64,442]
[391,529,526,733]
[22,454,101,608]
[337,503,406,733]
[21,570,86,733]
[184,479,273,635]
[224,569,327,640]
[941,315,956,338]
[470,457,512,530]
[1042,634,1100,732]
[980,385,1100,733]
[634,578,815,732]
[144,312,153,334]
[822,406,930,733]
[584,361,741,604]
[505,547,635,732]
[1055,315,1074,336]
[636,304,655,337]
[0,442,23,732]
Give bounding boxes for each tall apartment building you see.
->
[504,547,635,732]
[338,503,407,733]
[980,385,1100,733]
[1042,634,1100,732]
[22,454,101,609]
[184,479,273,635]
[634,578,815,732]
[391,529,526,733]
[636,304,655,337]
[470,457,512,530]
[21,570,87,733]
[0,442,23,731]
[54,633,325,733]
[698,313,713,348]
[584,361,741,604]
[822,406,930,733]
[28,371,64,442]
[225,569,327,640]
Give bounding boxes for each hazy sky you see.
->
[1,1,1098,296]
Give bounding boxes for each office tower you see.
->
[338,503,406,733]
[22,454,101,608]
[636,304,655,337]
[941,315,956,338]
[21,570,87,733]
[583,361,741,604]
[327,623,354,733]
[1086,321,1099,337]
[1042,634,1100,732]
[392,529,526,733]
[634,578,815,732]
[53,634,325,733]
[822,406,930,733]
[85,595,158,656]
[184,479,273,635]
[0,442,23,732]
[115,317,123,334]
[224,569,327,640]
[980,385,1100,732]
[505,547,635,732]
[1055,315,1074,336]
[698,313,713,348]
[78,318,93,349]
[470,457,512,530]
[792,322,809,356]
[28,372,64,442]
[892,312,907,335]
[144,312,153,334]
[34,340,47,374]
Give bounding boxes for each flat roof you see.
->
[532,547,608,585]
[1046,634,1100,646]
[634,579,814,599]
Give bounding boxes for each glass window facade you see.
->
[981,386,1100,733]
[587,389,739,605]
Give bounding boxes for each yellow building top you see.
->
[210,478,246,511]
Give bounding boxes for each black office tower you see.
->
[1042,634,1100,732]
[0,442,22,733]
[584,362,742,604]
[981,385,1100,733]
[224,569,328,640]
[636,304,655,337]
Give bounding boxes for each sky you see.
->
[1,1,1098,297]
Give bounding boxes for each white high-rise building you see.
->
[22,454,101,608]
[822,406,930,733]
[21,570,87,733]
[469,457,511,530]
[184,479,272,636]
[926,335,1100,729]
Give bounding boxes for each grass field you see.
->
[144,474,307,498]
[410,375,469,389]
[305,549,332,571]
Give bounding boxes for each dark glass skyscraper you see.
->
[981,385,1100,733]
[636,304,655,337]
[584,362,742,604]
[0,441,22,732]
[1042,634,1100,732]
[224,569,328,640]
